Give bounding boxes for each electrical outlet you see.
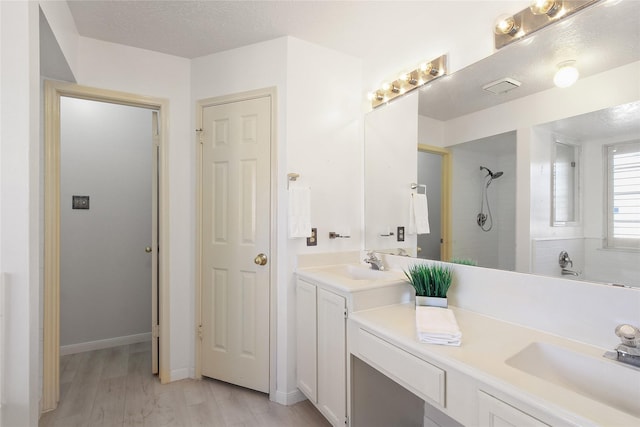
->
[397,226,405,242]
[307,228,317,246]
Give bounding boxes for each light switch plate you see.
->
[72,195,90,210]
[307,228,317,246]
[397,226,405,242]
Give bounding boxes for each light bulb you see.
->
[398,72,409,82]
[494,14,519,36]
[530,0,562,16]
[554,61,579,88]
[419,62,433,74]
[381,82,391,91]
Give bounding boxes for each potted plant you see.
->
[404,263,453,308]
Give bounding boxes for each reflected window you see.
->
[606,141,640,250]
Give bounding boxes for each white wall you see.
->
[192,36,362,403]
[0,2,41,425]
[364,93,419,255]
[59,97,152,349]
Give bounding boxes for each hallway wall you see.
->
[59,97,153,351]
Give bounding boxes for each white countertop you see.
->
[296,264,406,294]
[349,303,640,427]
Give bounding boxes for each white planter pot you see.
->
[415,296,448,308]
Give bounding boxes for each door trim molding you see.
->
[418,144,451,261]
[195,87,278,399]
[42,81,171,412]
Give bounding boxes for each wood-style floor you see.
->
[39,342,330,427]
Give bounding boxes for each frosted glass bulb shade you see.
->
[494,14,518,35]
[530,0,562,16]
[554,63,579,88]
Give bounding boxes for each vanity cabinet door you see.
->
[478,391,550,427]
[317,288,346,426]
[296,279,317,402]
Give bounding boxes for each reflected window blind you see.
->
[607,141,640,249]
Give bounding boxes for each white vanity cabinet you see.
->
[478,391,550,427]
[296,278,346,427]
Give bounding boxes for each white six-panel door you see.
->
[201,96,271,393]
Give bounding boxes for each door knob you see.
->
[145,246,152,253]
[254,253,268,266]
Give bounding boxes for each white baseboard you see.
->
[170,368,190,382]
[272,388,306,406]
[60,332,151,356]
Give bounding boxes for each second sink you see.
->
[506,341,640,417]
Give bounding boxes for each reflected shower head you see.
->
[480,166,504,179]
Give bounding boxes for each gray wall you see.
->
[60,97,153,347]
[417,151,442,260]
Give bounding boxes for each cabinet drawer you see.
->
[357,328,445,407]
[478,391,550,427]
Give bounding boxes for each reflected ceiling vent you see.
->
[482,78,521,94]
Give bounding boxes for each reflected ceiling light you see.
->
[494,14,520,36]
[368,54,447,108]
[494,0,598,49]
[530,0,563,17]
[554,61,579,87]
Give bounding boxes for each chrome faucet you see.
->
[364,251,385,271]
[559,251,580,276]
[609,324,640,368]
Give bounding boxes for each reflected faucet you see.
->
[559,251,573,268]
[559,251,580,276]
[364,251,385,271]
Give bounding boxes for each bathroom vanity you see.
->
[296,255,640,427]
[296,262,411,426]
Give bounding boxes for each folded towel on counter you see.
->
[288,185,312,239]
[409,193,430,235]
[416,306,462,346]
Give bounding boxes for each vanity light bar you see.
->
[369,54,448,109]
[494,0,600,49]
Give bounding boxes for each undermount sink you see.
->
[324,264,404,281]
[506,342,640,417]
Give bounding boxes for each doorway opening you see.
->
[417,144,451,261]
[42,81,171,412]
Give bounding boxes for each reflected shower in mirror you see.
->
[449,131,516,271]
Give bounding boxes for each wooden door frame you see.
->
[42,81,171,412]
[418,144,452,261]
[195,87,278,399]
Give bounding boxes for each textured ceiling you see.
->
[66,0,639,122]
[66,1,523,60]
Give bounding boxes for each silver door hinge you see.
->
[345,416,349,426]
[152,324,160,339]
[198,324,203,340]
[195,128,204,145]
[344,310,348,319]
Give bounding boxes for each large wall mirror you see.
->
[364,0,640,287]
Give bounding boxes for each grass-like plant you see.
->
[404,263,453,298]
[450,258,477,266]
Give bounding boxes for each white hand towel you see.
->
[416,306,462,346]
[412,193,430,235]
[288,185,312,238]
